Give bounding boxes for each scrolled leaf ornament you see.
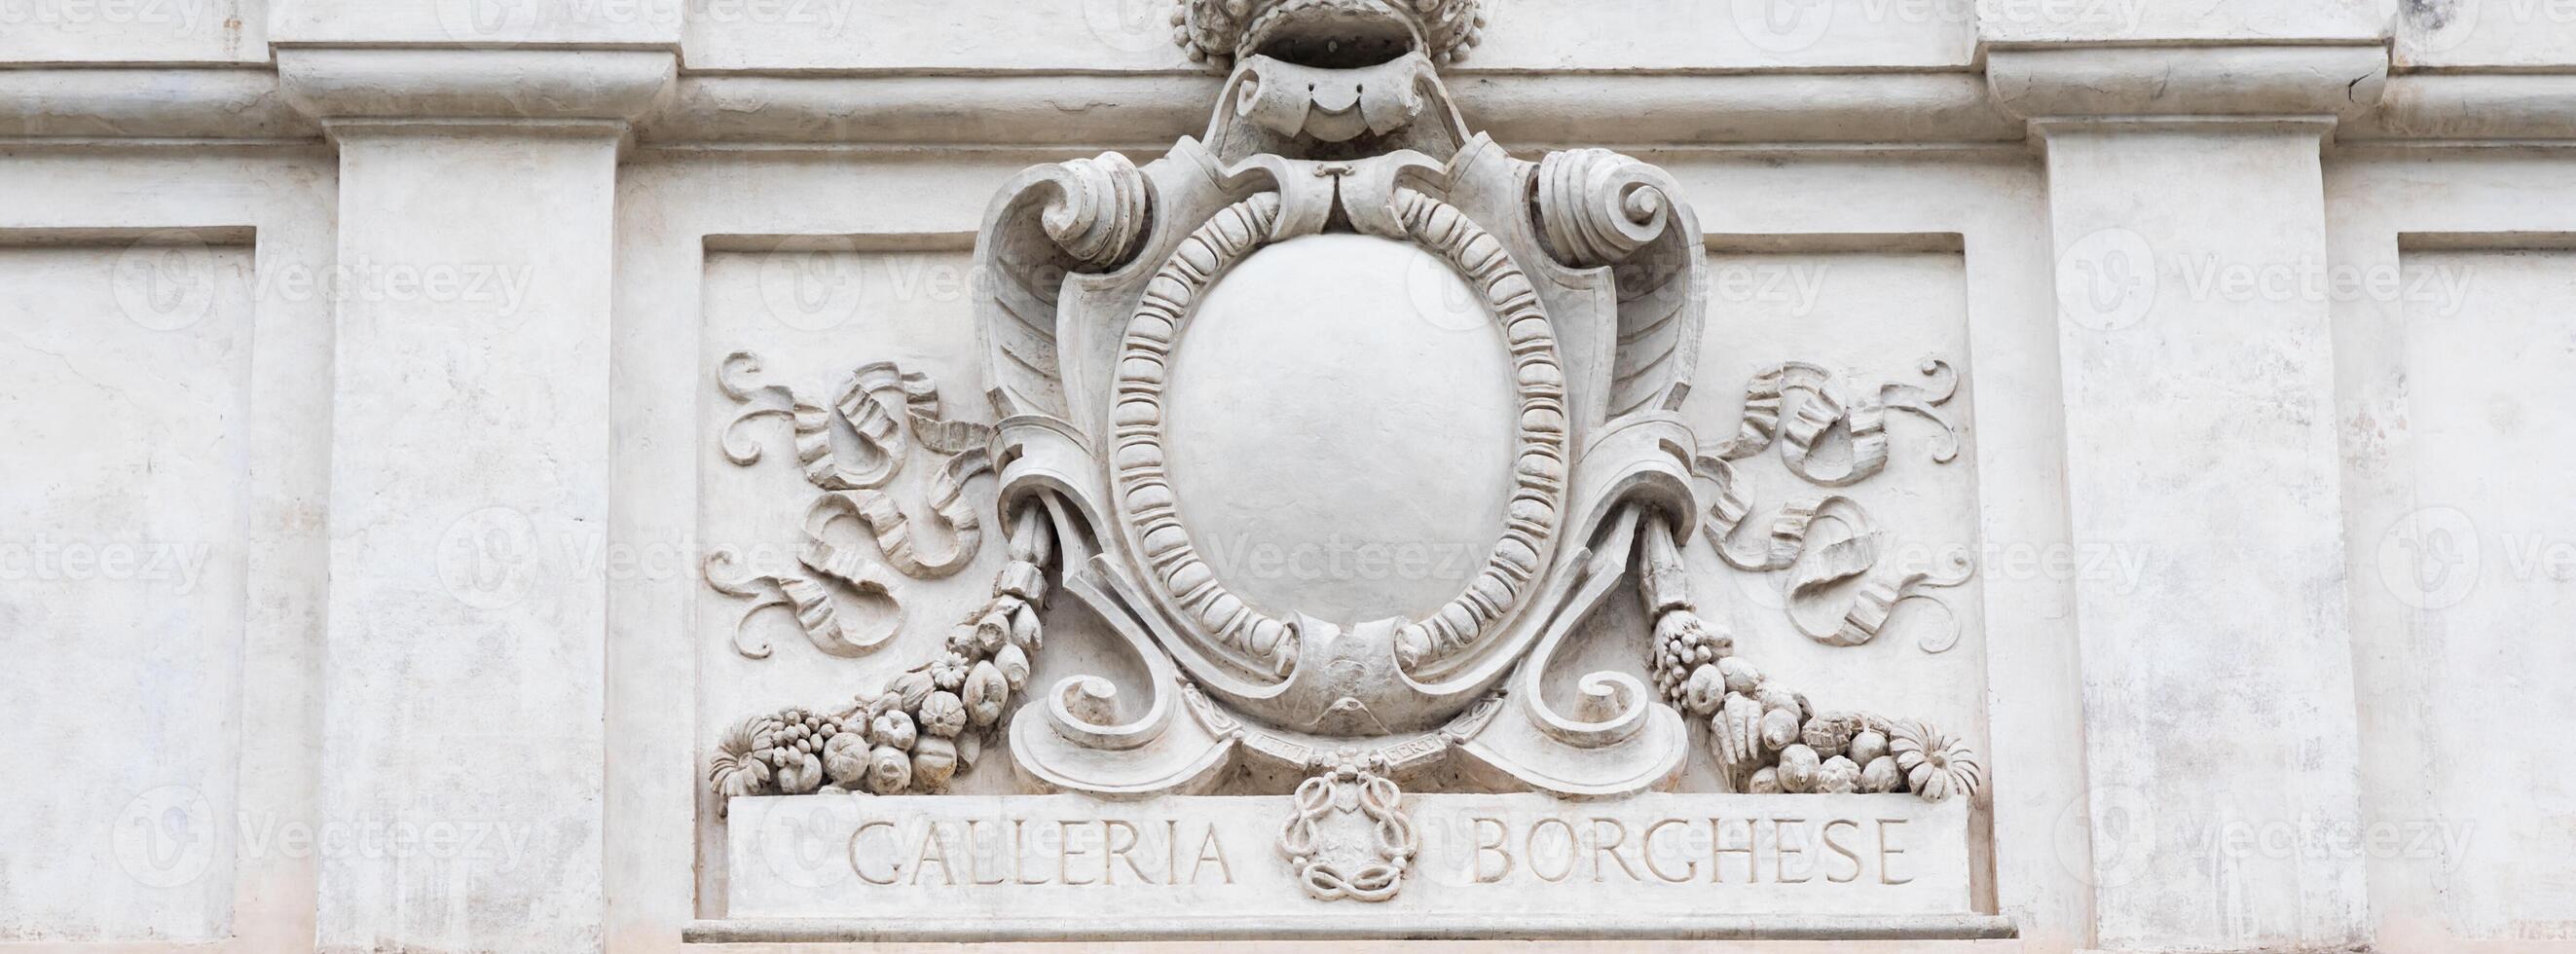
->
[939,20,1718,809]
[702,547,902,659]
[806,447,994,581]
[1707,359,1962,488]
[704,351,1001,660]
[1693,358,1977,653]
[718,353,903,491]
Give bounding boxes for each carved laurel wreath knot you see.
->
[1275,750,1419,903]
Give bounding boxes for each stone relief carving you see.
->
[1274,750,1419,902]
[709,507,1052,803]
[702,0,1985,903]
[702,352,998,661]
[1696,360,1979,653]
[1175,0,1488,69]
[1707,359,1964,487]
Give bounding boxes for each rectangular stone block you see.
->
[721,792,1974,936]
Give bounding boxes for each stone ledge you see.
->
[637,71,2023,149]
[276,48,677,128]
[681,913,2020,942]
[26,57,2576,149]
[2346,72,2576,141]
[716,791,1984,935]
[1987,44,2390,122]
[0,66,318,140]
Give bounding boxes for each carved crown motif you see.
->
[1173,0,1487,68]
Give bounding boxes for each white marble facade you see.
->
[5,2,2576,952]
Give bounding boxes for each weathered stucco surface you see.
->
[6,1,2576,952]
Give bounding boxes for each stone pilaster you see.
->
[1988,40,2385,953]
[279,47,674,953]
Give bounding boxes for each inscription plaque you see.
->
[725,793,1973,925]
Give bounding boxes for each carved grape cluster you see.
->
[707,707,834,804]
[1650,602,1734,703]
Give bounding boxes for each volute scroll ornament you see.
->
[1033,153,1152,271]
[703,0,1991,908]
[1536,148,1678,270]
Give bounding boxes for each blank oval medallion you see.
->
[1163,233,1517,625]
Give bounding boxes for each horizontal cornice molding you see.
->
[18,53,2576,150]
[1987,43,2390,124]
[0,66,318,139]
[635,71,2025,149]
[276,48,677,130]
[2344,73,2576,141]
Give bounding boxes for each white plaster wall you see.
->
[2395,0,2576,68]
[1976,0,2382,43]
[0,241,254,942]
[267,0,678,47]
[2330,154,2576,950]
[0,150,336,952]
[0,0,264,62]
[678,0,1973,74]
[2374,248,2576,937]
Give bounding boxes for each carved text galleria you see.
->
[830,812,1921,889]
